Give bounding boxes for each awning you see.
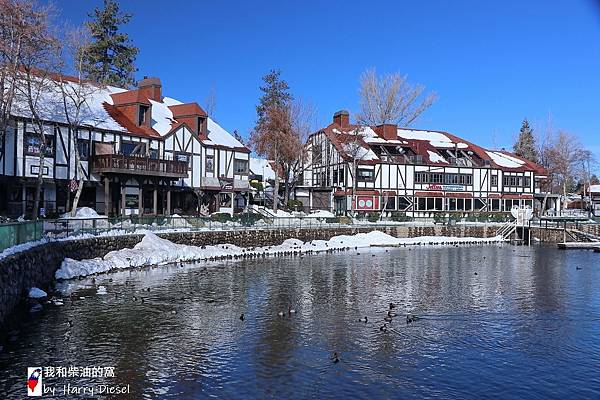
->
[446,192,473,198]
[415,191,444,197]
[334,189,379,196]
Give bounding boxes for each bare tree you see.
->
[12,0,60,219]
[546,130,582,211]
[282,98,316,206]
[0,0,28,140]
[204,86,216,118]
[57,27,103,215]
[357,68,437,126]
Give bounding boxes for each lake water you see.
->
[1,244,600,399]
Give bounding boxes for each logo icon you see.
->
[27,367,43,397]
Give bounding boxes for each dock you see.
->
[557,242,600,250]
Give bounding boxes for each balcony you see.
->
[90,154,188,178]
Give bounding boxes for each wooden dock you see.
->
[557,242,600,250]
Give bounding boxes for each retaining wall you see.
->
[0,224,506,329]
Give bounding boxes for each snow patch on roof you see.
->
[149,99,175,135]
[204,118,244,148]
[485,151,525,168]
[427,150,448,164]
[397,129,468,149]
[342,142,379,160]
[250,158,276,180]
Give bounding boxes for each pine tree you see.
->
[513,119,539,163]
[82,0,138,87]
[255,69,292,130]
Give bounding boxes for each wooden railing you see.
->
[90,154,188,178]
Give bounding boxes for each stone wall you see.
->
[0,224,498,329]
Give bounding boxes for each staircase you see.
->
[495,221,517,241]
[567,228,600,243]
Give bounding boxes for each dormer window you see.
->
[138,105,150,126]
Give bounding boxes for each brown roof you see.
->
[168,103,207,117]
[103,104,162,138]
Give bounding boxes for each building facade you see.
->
[296,110,552,216]
[0,76,250,217]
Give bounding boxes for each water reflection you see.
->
[1,244,600,399]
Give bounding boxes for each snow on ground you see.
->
[55,231,504,280]
[485,151,525,168]
[307,210,336,218]
[60,207,104,219]
[28,287,47,298]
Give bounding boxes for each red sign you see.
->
[354,196,379,210]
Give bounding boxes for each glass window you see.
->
[332,169,338,184]
[234,159,248,174]
[77,139,90,160]
[491,175,498,186]
[357,168,374,181]
[25,133,54,157]
[384,196,396,210]
[417,197,426,210]
[205,155,214,173]
[398,196,411,210]
[339,168,345,184]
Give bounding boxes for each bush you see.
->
[433,213,447,225]
[233,212,263,226]
[390,212,412,222]
[210,213,232,223]
[286,199,303,210]
[366,212,381,222]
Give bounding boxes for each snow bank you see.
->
[56,231,504,280]
[307,210,335,218]
[60,207,104,219]
[28,287,47,298]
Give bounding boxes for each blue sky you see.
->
[53,0,600,159]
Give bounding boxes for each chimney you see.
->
[333,110,350,128]
[374,124,398,141]
[139,76,162,102]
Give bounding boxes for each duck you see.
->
[66,319,73,328]
[331,352,340,363]
[387,310,397,318]
[474,272,478,276]
[360,316,368,323]
[389,302,397,310]
[240,313,245,321]
[406,314,418,324]
[576,266,582,270]
[288,306,296,315]
[278,311,285,317]
[384,315,393,323]
[379,324,388,332]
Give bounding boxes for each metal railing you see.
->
[0,220,44,253]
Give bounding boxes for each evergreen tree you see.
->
[255,69,292,130]
[513,119,539,163]
[82,0,138,87]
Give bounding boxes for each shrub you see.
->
[367,212,381,222]
[286,199,303,210]
[390,212,412,222]
[433,213,447,225]
[233,212,263,226]
[210,213,232,223]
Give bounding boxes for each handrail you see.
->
[90,154,188,176]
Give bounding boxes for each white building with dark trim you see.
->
[296,110,554,216]
[0,76,250,217]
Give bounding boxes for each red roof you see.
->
[168,103,207,117]
[103,104,162,138]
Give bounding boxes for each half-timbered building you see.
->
[0,76,250,217]
[296,110,553,216]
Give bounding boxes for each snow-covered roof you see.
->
[397,129,468,149]
[10,74,247,150]
[589,184,600,193]
[485,151,525,168]
[249,157,276,180]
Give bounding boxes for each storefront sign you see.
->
[426,184,465,192]
[354,196,379,210]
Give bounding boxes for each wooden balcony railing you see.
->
[90,154,188,178]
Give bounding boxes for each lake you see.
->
[1,244,599,399]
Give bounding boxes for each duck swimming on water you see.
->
[331,352,340,363]
[406,313,418,324]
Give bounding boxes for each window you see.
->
[205,155,214,173]
[332,169,338,184]
[416,197,443,211]
[397,196,411,211]
[414,172,472,185]
[77,139,90,160]
[490,199,501,211]
[491,175,498,186]
[384,196,396,210]
[339,168,345,184]
[357,168,374,182]
[25,133,54,157]
[138,105,149,126]
[175,152,190,163]
[234,159,249,174]
[121,141,145,156]
[474,198,486,211]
